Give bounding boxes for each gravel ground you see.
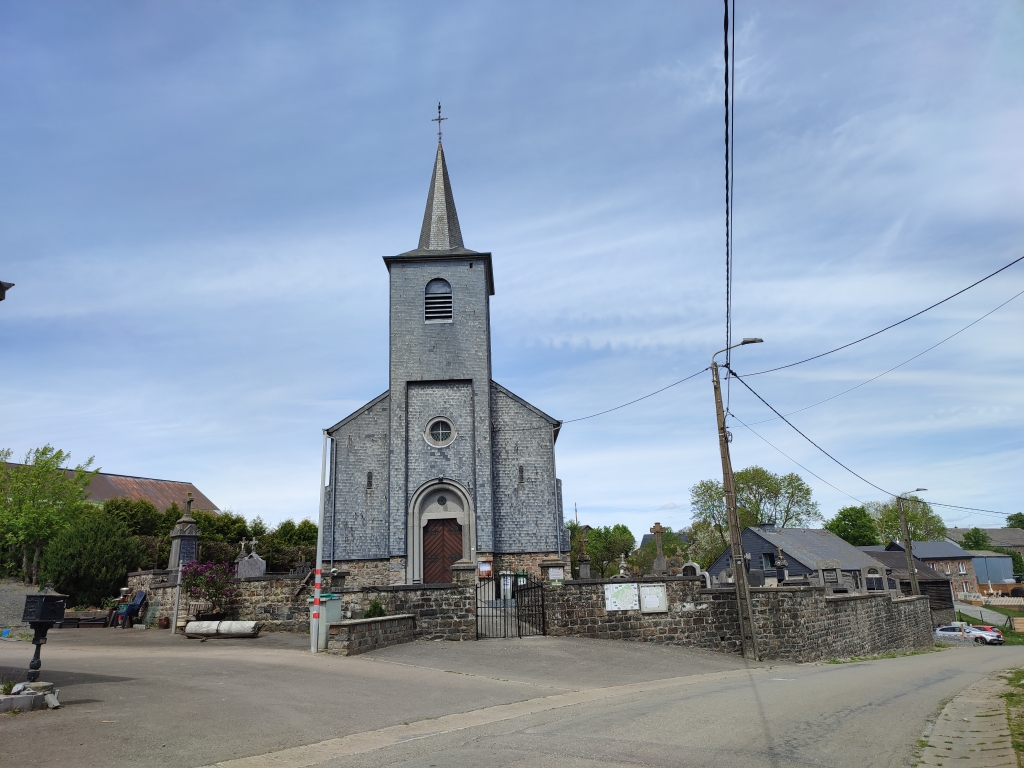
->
[0,577,37,629]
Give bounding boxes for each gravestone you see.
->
[236,542,267,579]
[649,522,668,576]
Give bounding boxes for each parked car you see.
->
[935,625,1004,645]
[973,625,1004,639]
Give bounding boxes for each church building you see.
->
[324,139,566,587]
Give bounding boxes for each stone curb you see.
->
[917,672,1015,766]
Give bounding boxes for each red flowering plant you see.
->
[179,561,238,612]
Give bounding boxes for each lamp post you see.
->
[711,336,762,660]
[897,488,927,596]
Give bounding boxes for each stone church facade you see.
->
[324,141,566,587]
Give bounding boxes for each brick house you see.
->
[883,541,978,596]
[323,140,565,587]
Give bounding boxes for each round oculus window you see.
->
[425,418,455,447]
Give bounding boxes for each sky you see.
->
[1,2,1022,540]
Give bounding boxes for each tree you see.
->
[1007,513,1024,530]
[0,445,97,584]
[960,527,993,550]
[689,466,822,568]
[564,520,586,578]
[40,513,141,607]
[869,496,946,543]
[824,506,880,547]
[103,497,164,537]
[585,525,636,577]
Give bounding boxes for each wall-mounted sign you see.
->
[478,561,493,578]
[639,583,668,613]
[548,567,564,585]
[604,582,640,611]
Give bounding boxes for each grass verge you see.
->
[1001,668,1024,764]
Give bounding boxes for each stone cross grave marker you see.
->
[650,522,668,576]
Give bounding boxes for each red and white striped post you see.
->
[311,429,328,654]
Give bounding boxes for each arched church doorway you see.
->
[407,480,473,584]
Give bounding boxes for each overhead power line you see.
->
[743,286,1024,426]
[561,367,710,424]
[729,369,1015,519]
[742,253,1024,377]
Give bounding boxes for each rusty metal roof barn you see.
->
[3,464,220,512]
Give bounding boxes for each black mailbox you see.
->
[22,593,67,623]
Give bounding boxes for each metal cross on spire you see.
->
[432,102,447,143]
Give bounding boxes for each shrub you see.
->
[179,561,237,610]
[40,514,142,608]
[364,598,386,618]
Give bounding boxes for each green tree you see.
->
[585,524,636,577]
[960,527,993,550]
[0,445,98,584]
[564,520,586,578]
[1007,513,1024,530]
[192,510,249,543]
[103,497,164,537]
[689,466,822,568]
[824,506,881,547]
[40,513,142,607]
[869,496,946,543]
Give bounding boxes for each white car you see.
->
[935,625,1004,645]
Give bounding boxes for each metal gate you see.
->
[476,572,546,639]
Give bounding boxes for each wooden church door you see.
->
[423,518,463,584]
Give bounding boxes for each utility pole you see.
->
[711,338,762,661]
[897,489,927,596]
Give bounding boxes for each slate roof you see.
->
[885,540,969,559]
[947,527,1024,548]
[861,550,948,582]
[382,142,496,295]
[751,527,882,571]
[418,142,464,251]
[964,550,1012,559]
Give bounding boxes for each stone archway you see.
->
[407,479,474,584]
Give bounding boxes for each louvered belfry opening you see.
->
[424,278,453,322]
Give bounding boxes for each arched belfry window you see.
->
[424,278,453,323]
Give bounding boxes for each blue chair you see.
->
[113,591,148,628]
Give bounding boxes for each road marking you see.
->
[199,667,765,768]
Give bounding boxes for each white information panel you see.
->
[604,582,640,611]
[639,583,669,613]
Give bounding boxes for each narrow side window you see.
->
[366,471,373,489]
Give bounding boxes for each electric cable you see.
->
[727,366,894,496]
[743,286,1024,426]
[741,253,1024,377]
[728,410,867,505]
[730,372,1015,520]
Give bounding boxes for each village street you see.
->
[2,630,1022,768]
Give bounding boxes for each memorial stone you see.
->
[649,522,668,576]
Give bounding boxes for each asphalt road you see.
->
[2,628,1023,768]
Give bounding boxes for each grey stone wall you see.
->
[388,258,494,556]
[544,578,742,654]
[327,615,416,656]
[326,392,390,561]
[490,383,562,554]
[544,578,933,662]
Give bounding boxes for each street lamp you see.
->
[897,488,927,596]
[710,336,763,660]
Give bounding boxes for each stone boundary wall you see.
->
[486,552,565,578]
[127,571,474,639]
[544,577,741,654]
[544,577,932,662]
[327,614,416,656]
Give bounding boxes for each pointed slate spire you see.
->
[417,143,464,251]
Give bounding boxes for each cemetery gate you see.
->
[476,572,546,639]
